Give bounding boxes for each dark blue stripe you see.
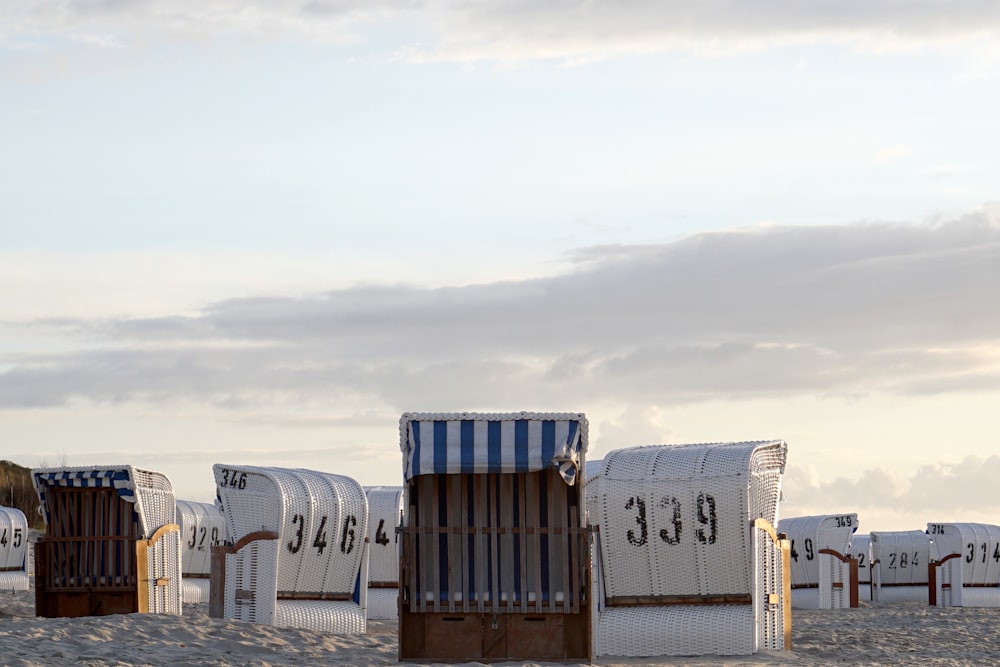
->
[433,421,449,474]
[461,420,475,474]
[565,420,579,454]
[515,420,529,471]
[411,422,422,477]
[487,421,502,473]
[541,420,556,466]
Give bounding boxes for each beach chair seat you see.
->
[589,440,790,657]
[398,411,592,663]
[869,530,931,603]
[364,486,404,620]
[176,499,228,604]
[778,514,859,609]
[210,464,369,634]
[928,522,1000,607]
[32,465,181,617]
[0,506,31,592]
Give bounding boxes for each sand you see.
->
[2,588,1000,666]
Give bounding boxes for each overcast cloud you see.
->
[3,205,999,413]
[5,0,1000,63]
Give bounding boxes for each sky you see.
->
[2,1,1000,533]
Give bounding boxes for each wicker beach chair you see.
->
[32,465,181,617]
[869,530,931,603]
[398,411,592,662]
[589,440,790,657]
[210,464,370,634]
[778,514,859,609]
[176,499,228,604]
[0,506,31,592]
[364,486,404,620]
[928,522,1000,607]
[847,534,872,602]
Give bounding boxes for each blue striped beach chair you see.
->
[32,465,181,617]
[397,411,593,663]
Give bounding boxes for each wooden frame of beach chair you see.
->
[928,523,1000,607]
[176,499,228,605]
[589,440,791,657]
[869,530,931,604]
[778,514,859,609]
[31,465,181,617]
[364,485,404,620]
[397,412,592,663]
[209,464,370,634]
[0,506,31,592]
[848,534,872,603]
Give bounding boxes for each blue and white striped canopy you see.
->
[399,412,588,485]
[33,467,140,527]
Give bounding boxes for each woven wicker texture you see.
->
[590,440,788,657]
[214,464,369,634]
[182,578,211,604]
[928,522,1000,607]
[146,529,183,615]
[0,507,30,591]
[33,465,175,538]
[177,500,228,577]
[364,486,402,620]
[870,530,930,603]
[778,514,857,609]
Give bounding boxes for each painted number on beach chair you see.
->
[374,519,392,546]
[624,493,717,548]
[790,538,815,562]
[965,542,1000,564]
[218,468,248,490]
[929,524,947,535]
[834,515,853,528]
[887,551,918,568]
[0,528,19,549]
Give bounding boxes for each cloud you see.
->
[4,1,1000,63]
[2,203,1000,414]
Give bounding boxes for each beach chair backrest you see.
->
[779,514,858,587]
[848,534,872,584]
[176,499,228,577]
[870,530,930,586]
[0,506,28,572]
[594,441,787,600]
[213,464,368,597]
[928,523,1000,587]
[364,486,403,586]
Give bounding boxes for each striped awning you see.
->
[32,467,140,528]
[399,412,588,485]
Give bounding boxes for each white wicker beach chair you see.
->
[176,499,228,604]
[778,514,858,609]
[848,534,872,603]
[928,523,1000,607]
[364,486,403,620]
[211,464,369,634]
[398,411,593,662]
[869,530,931,603]
[0,506,30,592]
[589,440,790,657]
[32,465,181,617]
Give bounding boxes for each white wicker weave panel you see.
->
[273,600,366,634]
[366,588,399,620]
[928,523,1000,588]
[0,507,28,576]
[224,540,278,625]
[146,530,183,615]
[0,571,30,591]
[875,585,928,603]
[177,500,228,577]
[364,486,403,585]
[848,534,872,584]
[182,578,211,604]
[870,530,930,587]
[214,464,368,597]
[596,441,786,600]
[778,514,857,588]
[596,605,756,657]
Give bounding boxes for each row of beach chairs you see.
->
[9,411,1000,661]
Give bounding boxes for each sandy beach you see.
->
[2,587,1000,666]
